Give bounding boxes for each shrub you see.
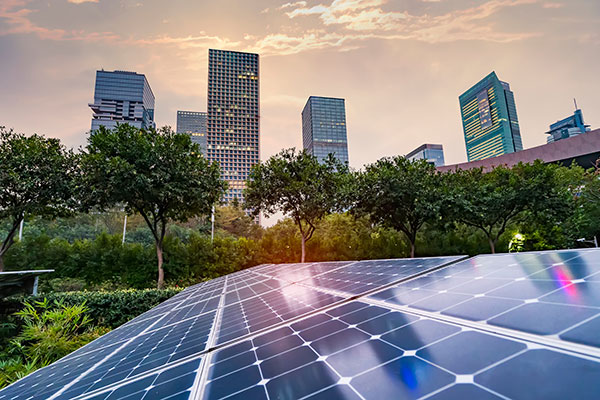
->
[0,299,108,388]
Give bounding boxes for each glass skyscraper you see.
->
[546,108,590,143]
[207,49,260,203]
[302,96,349,164]
[89,70,155,131]
[406,144,445,167]
[459,72,523,161]
[177,111,207,155]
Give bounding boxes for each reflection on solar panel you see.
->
[2,251,600,400]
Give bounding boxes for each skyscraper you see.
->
[406,144,445,167]
[546,107,590,143]
[302,96,349,164]
[459,72,523,161]
[89,70,155,131]
[207,49,260,203]
[177,111,207,155]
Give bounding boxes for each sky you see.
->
[0,0,599,170]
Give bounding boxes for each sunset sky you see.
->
[1,0,599,168]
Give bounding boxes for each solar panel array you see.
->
[2,250,600,400]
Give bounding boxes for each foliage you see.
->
[444,161,574,253]
[80,124,226,288]
[5,232,156,289]
[0,127,77,271]
[245,149,348,262]
[0,299,107,388]
[1,288,182,329]
[215,204,263,240]
[352,157,442,257]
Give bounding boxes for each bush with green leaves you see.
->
[1,288,182,329]
[0,299,108,388]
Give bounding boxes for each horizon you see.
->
[1,0,599,170]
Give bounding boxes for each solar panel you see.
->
[1,251,600,400]
[201,300,600,400]
[370,249,600,349]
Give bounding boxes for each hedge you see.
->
[0,288,183,329]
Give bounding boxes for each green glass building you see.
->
[459,72,523,161]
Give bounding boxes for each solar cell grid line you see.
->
[0,305,177,400]
[75,355,205,400]
[53,310,218,399]
[199,299,600,400]
[367,249,600,353]
[253,261,357,282]
[57,277,231,400]
[214,284,345,346]
[296,256,467,298]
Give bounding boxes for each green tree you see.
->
[446,161,572,254]
[215,204,264,240]
[245,149,348,262]
[0,127,76,271]
[80,125,226,288]
[352,157,442,258]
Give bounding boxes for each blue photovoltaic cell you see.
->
[3,251,600,400]
[0,308,216,400]
[84,356,203,400]
[370,249,600,346]
[216,284,344,345]
[298,257,465,296]
[202,300,600,400]
[256,261,355,283]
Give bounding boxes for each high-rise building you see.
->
[406,144,445,167]
[459,72,523,161]
[546,108,590,143]
[177,111,207,155]
[89,70,155,131]
[207,49,259,203]
[302,96,349,164]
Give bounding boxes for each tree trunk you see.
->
[301,235,306,263]
[0,254,4,273]
[156,241,165,289]
[410,241,415,258]
[488,237,496,254]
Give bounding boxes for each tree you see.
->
[80,124,226,288]
[352,157,442,258]
[215,204,264,240]
[0,127,75,271]
[245,149,348,262]
[445,161,572,254]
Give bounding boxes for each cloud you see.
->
[286,0,541,42]
[67,0,99,4]
[279,1,307,10]
[543,3,563,8]
[0,0,115,41]
[0,0,547,59]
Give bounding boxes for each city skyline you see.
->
[0,0,599,169]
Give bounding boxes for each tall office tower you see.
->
[459,72,523,161]
[89,70,155,132]
[546,107,590,143]
[177,111,207,155]
[406,144,445,167]
[207,49,260,203]
[302,96,349,164]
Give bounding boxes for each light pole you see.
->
[122,214,127,244]
[18,218,24,241]
[211,205,215,243]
